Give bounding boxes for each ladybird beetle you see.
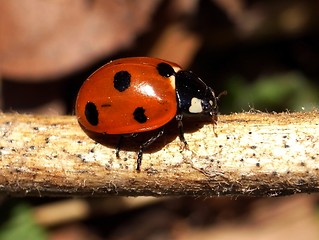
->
[76,57,222,171]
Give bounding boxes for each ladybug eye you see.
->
[157,63,175,77]
[202,100,212,112]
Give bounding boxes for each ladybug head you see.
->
[175,70,223,121]
[201,87,218,119]
[202,89,227,122]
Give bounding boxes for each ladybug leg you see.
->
[136,127,165,171]
[116,134,138,158]
[176,114,188,149]
[116,135,124,158]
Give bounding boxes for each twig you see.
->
[0,112,318,197]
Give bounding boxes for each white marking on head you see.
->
[189,97,203,113]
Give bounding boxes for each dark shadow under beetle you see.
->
[78,114,215,171]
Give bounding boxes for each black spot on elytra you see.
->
[157,62,176,77]
[133,107,147,123]
[85,102,99,126]
[114,71,131,92]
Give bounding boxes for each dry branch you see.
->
[0,112,318,197]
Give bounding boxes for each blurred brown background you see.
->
[1,0,319,239]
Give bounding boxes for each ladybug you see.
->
[76,57,222,171]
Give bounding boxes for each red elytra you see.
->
[76,57,181,134]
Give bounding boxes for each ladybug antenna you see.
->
[216,90,227,101]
